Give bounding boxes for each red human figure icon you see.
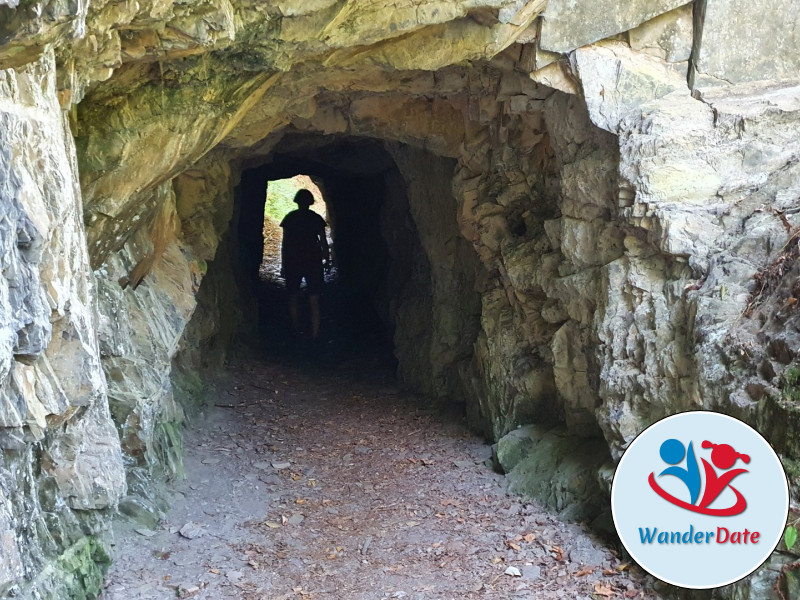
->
[698,441,750,510]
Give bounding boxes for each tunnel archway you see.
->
[227,134,478,390]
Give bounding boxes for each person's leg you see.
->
[285,274,301,335]
[289,293,300,332]
[309,294,320,340]
[307,267,324,341]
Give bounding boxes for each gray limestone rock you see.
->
[574,41,688,134]
[497,426,610,521]
[628,4,693,63]
[539,0,688,53]
[692,0,800,85]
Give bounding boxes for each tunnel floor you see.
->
[102,358,658,600]
[252,255,396,369]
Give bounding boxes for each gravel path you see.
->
[102,358,659,600]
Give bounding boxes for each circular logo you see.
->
[611,411,789,589]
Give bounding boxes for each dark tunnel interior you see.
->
[231,135,429,370]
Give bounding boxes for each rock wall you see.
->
[386,144,483,400]
[0,50,125,598]
[93,159,236,514]
[0,0,799,597]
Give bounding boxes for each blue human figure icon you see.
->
[658,439,701,505]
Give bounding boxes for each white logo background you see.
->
[612,411,789,589]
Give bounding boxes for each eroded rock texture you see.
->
[0,0,799,597]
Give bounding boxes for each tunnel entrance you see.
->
[232,135,427,372]
[259,175,328,282]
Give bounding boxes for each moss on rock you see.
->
[33,537,112,600]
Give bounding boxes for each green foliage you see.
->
[264,178,305,223]
[786,525,798,551]
[784,366,800,402]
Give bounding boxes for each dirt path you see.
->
[102,358,659,600]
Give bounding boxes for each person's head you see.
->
[293,189,314,208]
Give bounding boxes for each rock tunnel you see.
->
[1,1,800,597]
[237,137,427,363]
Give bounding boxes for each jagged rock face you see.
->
[0,50,125,598]
[0,1,799,597]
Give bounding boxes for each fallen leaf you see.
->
[550,545,564,561]
[575,567,594,577]
[264,521,281,529]
[594,583,614,597]
[523,533,536,542]
[505,541,521,551]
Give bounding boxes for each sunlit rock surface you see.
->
[0,0,799,597]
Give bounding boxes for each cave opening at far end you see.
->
[232,135,453,377]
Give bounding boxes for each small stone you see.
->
[134,528,157,537]
[179,522,204,539]
[287,513,305,525]
[521,565,541,580]
[201,458,220,465]
[453,460,474,468]
[178,585,200,598]
[504,566,522,577]
[272,461,291,470]
[569,544,608,567]
[225,570,243,581]
[253,461,271,470]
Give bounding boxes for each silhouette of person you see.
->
[658,438,701,505]
[280,189,330,342]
